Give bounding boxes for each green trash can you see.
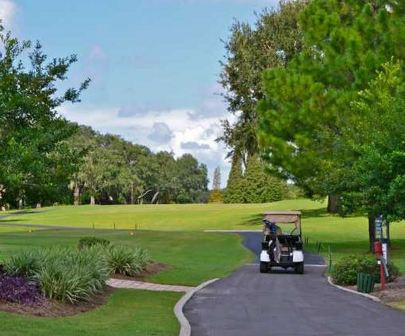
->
[357,273,375,293]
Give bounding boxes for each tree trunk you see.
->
[327,194,339,213]
[73,184,80,206]
[368,214,376,252]
[90,196,95,205]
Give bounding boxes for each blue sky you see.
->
[1,0,278,187]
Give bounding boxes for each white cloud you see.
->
[58,103,236,187]
[0,0,16,29]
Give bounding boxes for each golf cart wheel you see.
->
[260,262,269,273]
[295,262,304,274]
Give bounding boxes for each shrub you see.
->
[0,272,41,305]
[4,250,41,278]
[5,246,110,304]
[331,254,401,286]
[106,245,150,276]
[78,237,110,250]
[4,243,151,303]
[39,247,110,303]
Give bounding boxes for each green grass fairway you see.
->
[2,199,323,230]
[0,229,252,286]
[0,289,181,336]
[2,198,405,272]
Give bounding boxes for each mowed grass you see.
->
[0,289,181,336]
[0,200,403,334]
[0,229,252,286]
[2,199,405,272]
[2,199,323,230]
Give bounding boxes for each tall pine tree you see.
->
[223,154,245,203]
[244,155,285,203]
[208,167,222,203]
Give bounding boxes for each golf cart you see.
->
[259,211,304,274]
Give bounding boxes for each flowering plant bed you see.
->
[0,286,114,317]
[0,270,42,305]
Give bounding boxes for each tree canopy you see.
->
[0,26,89,208]
[0,27,208,208]
[256,0,405,246]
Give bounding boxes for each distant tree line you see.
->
[220,0,405,248]
[68,126,208,205]
[0,26,208,209]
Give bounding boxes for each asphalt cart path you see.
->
[184,232,405,336]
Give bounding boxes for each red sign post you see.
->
[373,240,385,290]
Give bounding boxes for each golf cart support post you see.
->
[260,211,304,274]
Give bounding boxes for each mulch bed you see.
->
[344,275,405,305]
[0,286,115,317]
[372,276,405,303]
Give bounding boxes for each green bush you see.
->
[78,237,110,250]
[5,243,151,303]
[4,247,110,303]
[331,254,400,286]
[4,250,41,278]
[106,245,150,276]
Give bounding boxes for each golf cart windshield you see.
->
[263,211,302,236]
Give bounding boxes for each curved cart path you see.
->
[184,232,405,336]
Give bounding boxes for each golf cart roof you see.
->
[263,211,301,224]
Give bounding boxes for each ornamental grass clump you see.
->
[106,245,150,276]
[38,247,110,303]
[4,246,110,304]
[4,250,41,278]
[4,243,151,304]
[78,237,110,250]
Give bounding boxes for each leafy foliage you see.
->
[258,0,405,197]
[68,127,208,205]
[337,62,405,222]
[243,155,286,203]
[105,245,150,277]
[78,237,111,250]
[0,271,41,305]
[256,1,405,245]
[0,26,208,209]
[219,1,306,160]
[0,26,89,208]
[223,154,287,203]
[5,247,110,303]
[223,154,245,203]
[331,255,400,286]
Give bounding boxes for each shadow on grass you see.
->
[10,209,49,215]
[242,205,328,227]
[242,213,263,226]
[0,219,29,223]
[300,207,327,218]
